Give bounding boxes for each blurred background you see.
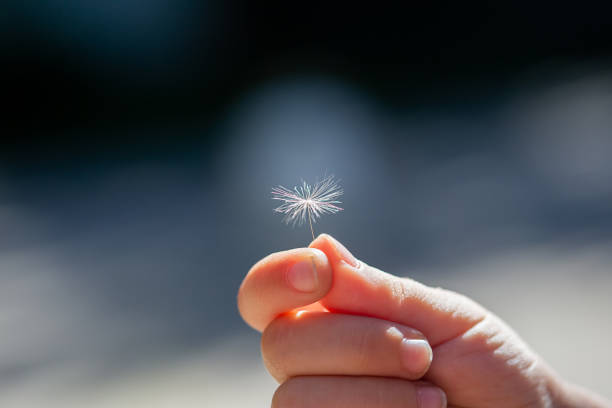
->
[2,2,612,406]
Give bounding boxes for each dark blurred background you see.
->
[1,2,612,406]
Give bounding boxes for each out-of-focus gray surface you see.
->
[1,72,612,406]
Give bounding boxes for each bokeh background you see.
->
[2,2,612,406]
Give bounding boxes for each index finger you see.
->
[237,247,333,331]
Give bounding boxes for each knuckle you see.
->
[389,277,409,303]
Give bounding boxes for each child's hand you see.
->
[238,234,610,408]
[237,241,443,408]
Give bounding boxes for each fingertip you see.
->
[416,385,447,408]
[309,234,358,268]
[307,247,329,271]
[400,338,433,378]
[285,248,331,293]
[304,247,333,290]
[238,247,333,332]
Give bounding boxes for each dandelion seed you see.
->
[271,175,343,240]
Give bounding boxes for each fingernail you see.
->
[400,338,433,375]
[287,258,318,292]
[417,386,446,408]
[326,235,358,267]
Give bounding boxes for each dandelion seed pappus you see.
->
[271,175,343,240]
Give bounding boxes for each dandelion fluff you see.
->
[271,175,343,240]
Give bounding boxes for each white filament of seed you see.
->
[271,175,343,240]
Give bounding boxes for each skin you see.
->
[238,234,611,408]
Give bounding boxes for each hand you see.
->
[238,234,611,408]
[238,244,445,408]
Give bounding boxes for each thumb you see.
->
[309,234,487,346]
